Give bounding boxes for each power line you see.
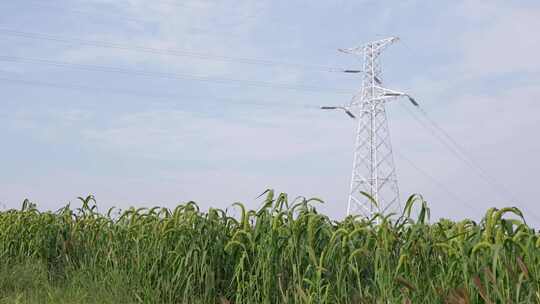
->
[0,55,351,94]
[389,39,514,202]
[13,1,261,35]
[393,41,540,223]
[410,105,540,222]
[18,0,258,22]
[418,106,516,195]
[11,1,153,25]
[398,102,540,223]
[400,103,515,202]
[12,1,206,23]
[0,76,317,110]
[401,105,496,190]
[0,29,348,73]
[399,103,476,171]
[394,150,481,216]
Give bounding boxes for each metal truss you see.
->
[322,37,415,218]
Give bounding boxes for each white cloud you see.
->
[80,108,353,161]
[55,0,272,77]
[3,0,540,225]
[457,1,540,77]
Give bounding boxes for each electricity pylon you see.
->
[322,37,418,217]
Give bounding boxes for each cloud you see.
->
[3,0,540,225]
[80,107,353,161]
[55,0,273,77]
[457,1,540,78]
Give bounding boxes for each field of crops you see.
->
[1,190,539,303]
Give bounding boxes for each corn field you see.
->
[1,190,539,303]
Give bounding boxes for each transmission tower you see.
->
[322,37,418,218]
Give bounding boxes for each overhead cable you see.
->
[0,55,351,94]
[0,28,348,73]
[0,76,314,109]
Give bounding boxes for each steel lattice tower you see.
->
[323,37,417,218]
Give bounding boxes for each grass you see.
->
[0,190,539,303]
[0,267,137,303]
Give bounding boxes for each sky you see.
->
[1,0,539,225]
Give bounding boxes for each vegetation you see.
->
[0,190,539,303]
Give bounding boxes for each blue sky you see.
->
[1,0,539,224]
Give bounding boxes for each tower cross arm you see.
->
[375,86,420,106]
[338,37,400,56]
[320,105,356,118]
